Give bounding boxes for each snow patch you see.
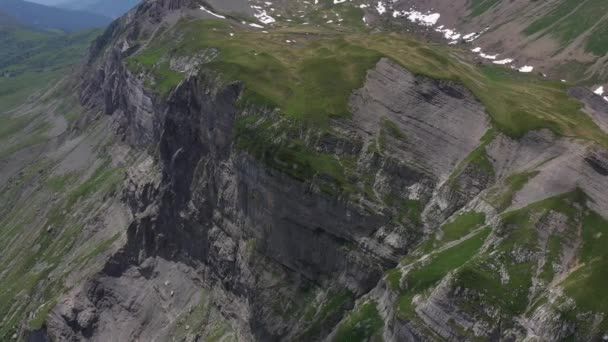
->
[393,9,440,26]
[436,27,460,40]
[518,65,534,73]
[493,58,513,65]
[594,86,604,96]
[480,53,498,60]
[200,6,225,19]
[251,5,276,24]
[376,2,386,15]
[390,6,536,73]
[462,32,477,40]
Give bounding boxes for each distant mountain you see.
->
[59,0,139,19]
[0,10,22,27]
[0,17,100,76]
[0,0,110,32]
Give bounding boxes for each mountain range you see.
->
[56,0,139,19]
[25,0,140,18]
[1,0,608,341]
[0,0,110,31]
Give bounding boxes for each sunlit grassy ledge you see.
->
[127,18,608,147]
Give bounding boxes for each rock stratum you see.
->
[1,0,608,341]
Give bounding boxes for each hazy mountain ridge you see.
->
[0,0,110,31]
[58,0,139,19]
[0,10,22,26]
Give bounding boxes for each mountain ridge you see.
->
[0,0,110,32]
[1,0,608,341]
[387,0,608,86]
[57,0,139,19]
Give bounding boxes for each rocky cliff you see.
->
[2,0,608,341]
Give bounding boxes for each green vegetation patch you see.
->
[124,13,608,198]
[585,21,608,56]
[129,20,381,126]
[493,170,540,210]
[448,129,496,185]
[386,267,402,291]
[396,227,490,318]
[439,211,486,244]
[454,191,584,320]
[0,70,62,113]
[66,162,124,208]
[333,301,384,342]
[468,0,500,17]
[303,4,367,29]
[0,27,99,113]
[382,118,407,140]
[563,211,608,328]
[298,288,354,341]
[234,115,356,195]
[385,198,422,226]
[455,260,534,316]
[469,67,571,138]
[0,27,100,76]
[0,119,51,159]
[77,233,121,266]
[549,0,608,45]
[524,0,582,36]
[540,235,562,282]
[525,0,608,54]
[129,18,607,144]
[0,112,32,140]
[379,118,408,152]
[0,160,125,339]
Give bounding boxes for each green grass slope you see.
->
[523,0,608,57]
[0,24,99,112]
[128,18,607,145]
[0,27,104,339]
[123,14,608,204]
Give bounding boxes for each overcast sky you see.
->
[26,0,67,5]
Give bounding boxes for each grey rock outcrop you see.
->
[26,1,608,340]
[41,15,500,338]
[350,58,490,180]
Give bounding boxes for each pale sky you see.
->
[26,0,66,5]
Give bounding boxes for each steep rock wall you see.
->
[43,33,497,340]
[37,2,608,340]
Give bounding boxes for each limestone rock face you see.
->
[44,25,499,339]
[23,1,608,341]
[350,58,490,180]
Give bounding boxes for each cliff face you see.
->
[19,0,608,341]
[49,56,490,341]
